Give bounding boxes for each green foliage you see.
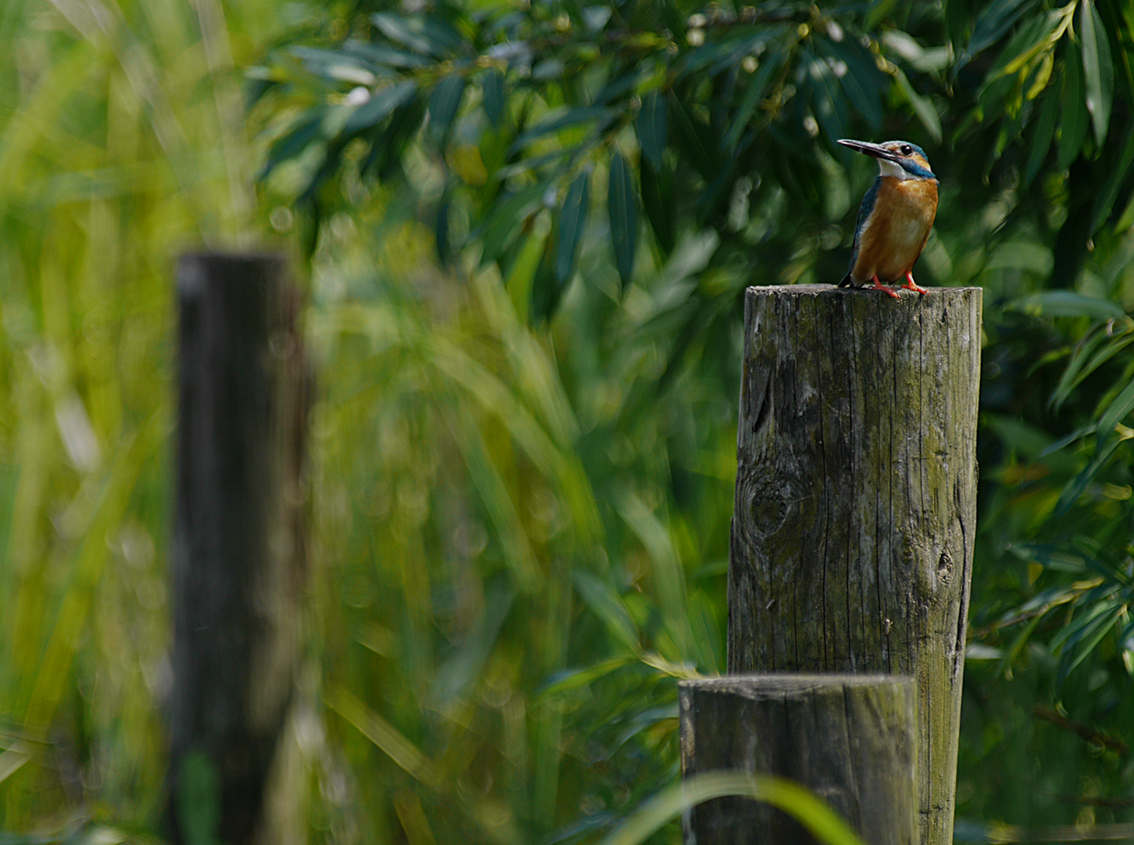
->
[252,0,1134,836]
[4,0,1134,842]
[597,772,866,845]
[301,226,734,840]
[965,295,1134,826]
[253,0,1134,308]
[176,753,221,845]
[0,0,287,834]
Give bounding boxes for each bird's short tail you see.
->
[837,274,853,288]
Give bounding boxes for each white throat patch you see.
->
[879,159,916,180]
[875,161,911,182]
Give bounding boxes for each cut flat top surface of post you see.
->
[681,673,915,697]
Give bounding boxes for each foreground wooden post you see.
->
[680,675,917,844]
[727,286,981,845]
[168,252,309,844]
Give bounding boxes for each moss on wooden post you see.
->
[680,674,917,845]
[728,285,981,845]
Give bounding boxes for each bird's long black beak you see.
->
[837,138,899,163]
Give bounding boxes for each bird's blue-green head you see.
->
[837,138,936,181]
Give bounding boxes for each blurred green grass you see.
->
[0,1,733,840]
[0,0,277,832]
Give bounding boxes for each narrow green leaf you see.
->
[1058,38,1088,169]
[342,40,431,70]
[635,91,667,169]
[513,106,615,150]
[866,0,901,32]
[668,93,715,179]
[572,571,639,652]
[326,686,437,785]
[371,12,463,58]
[805,46,849,150]
[1100,1,1134,121]
[678,30,778,77]
[608,152,638,289]
[482,69,504,127]
[343,80,417,135]
[0,746,30,786]
[1025,88,1059,185]
[496,148,574,181]
[891,65,943,142]
[640,156,676,255]
[532,58,565,81]
[994,613,1046,678]
[775,147,824,210]
[434,190,452,264]
[1117,186,1134,232]
[1057,602,1123,679]
[686,589,721,675]
[582,5,612,32]
[432,584,515,704]
[984,414,1058,460]
[966,0,1030,60]
[945,0,971,55]
[976,72,1015,135]
[540,656,635,696]
[1009,291,1126,320]
[987,9,1059,80]
[289,46,381,85]
[694,160,739,228]
[597,771,865,845]
[826,39,885,132]
[528,245,561,323]
[725,46,786,149]
[479,182,549,267]
[1097,375,1134,441]
[505,225,544,317]
[427,75,466,142]
[1054,436,1123,516]
[1050,592,1118,652]
[260,107,327,180]
[556,170,590,284]
[360,97,426,179]
[594,68,649,106]
[1055,328,1134,409]
[1090,125,1134,233]
[1079,0,1113,145]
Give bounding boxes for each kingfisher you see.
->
[837,138,938,299]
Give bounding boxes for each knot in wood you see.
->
[937,549,953,585]
[737,471,794,540]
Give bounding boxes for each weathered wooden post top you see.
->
[682,674,918,844]
[682,285,982,845]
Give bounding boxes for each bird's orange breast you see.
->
[851,177,938,284]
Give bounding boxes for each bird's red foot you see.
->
[901,272,930,295]
[869,276,901,300]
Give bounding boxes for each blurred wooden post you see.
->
[726,285,981,845]
[680,675,917,844]
[168,251,309,845]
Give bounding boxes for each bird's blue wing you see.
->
[848,177,881,271]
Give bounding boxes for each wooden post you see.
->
[680,674,918,844]
[168,251,309,844]
[727,285,981,845]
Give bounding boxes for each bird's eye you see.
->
[900,144,913,155]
